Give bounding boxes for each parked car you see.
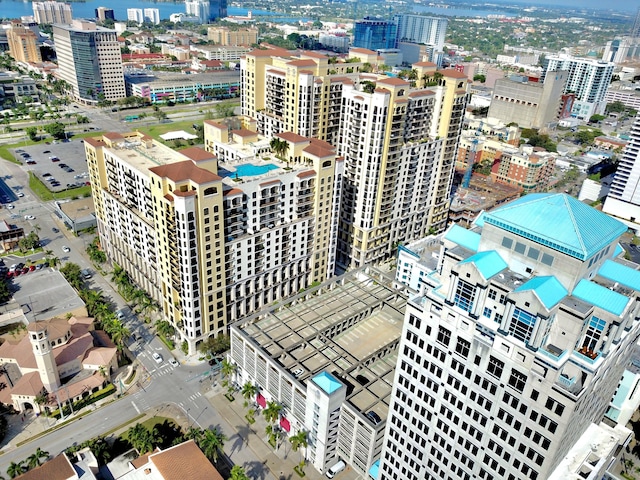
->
[52,227,59,233]
[26,160,36,165]
[62,245,70,253]
[50,156,60,162]
[6,205,13,210]
[42,172,51,177]
[17,193,24,198]
[43,150,50,154]
[24,215,35,220]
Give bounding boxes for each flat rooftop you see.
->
[238,267,406,421]
[106,136,193,176]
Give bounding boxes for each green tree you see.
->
[214,102,235,118]
[262,401,282,425]
[241,382,257,403]
[127,423,156,454]
[198,428,226,463]
[7,461,25,478]
[229,465,250,480]
[0,277,11,304]
[60,262,83,290]
[43,121,66,139]
[26,447,49,469]
[25,126,38,141]
[289,429,308,470]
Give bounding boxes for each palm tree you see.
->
[26,447,49,469]
[241,382,257,406]
[109,320,131,347]
[289,430,308,468]
[229,465,250,480]
[7,461,25,478]
[198,428,226,464]
[184,426,203,442]
[262,401,282,425]
[127,423,156,454]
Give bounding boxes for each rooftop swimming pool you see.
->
[222,163,279,178]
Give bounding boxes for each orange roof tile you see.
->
[277,132,308,143]
[180,147,216,162]
[441,69,468,79]
[409,90,435,97]
[377,77,410,86]
[223,188,244,196]
[303,144,333,158]
[309,138,335,150]
[204,120,227,128]
[350,47,376,54]
[150,440,224,480]
[11,372,43,397]
[413,61,436,67]
[15,454,76,480]
[297,170,316,179]
[301,51,327,59]
[267,69,285,76]
[287,59,317,67]
[231,129,257,137]
[172,190,197,197]
[150,161,221,184]
[83,137,105,148]
[103,132,124,141]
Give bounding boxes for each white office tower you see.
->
[379,193,640,480]
[32,1,72,25]
[603,114,640,226]
[542,54,614,120]
[185,0,209,24]
[127,8,144,24]
[394,14,447,51]
[143,8,160,24]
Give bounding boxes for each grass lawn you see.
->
[29,172,91,202]
[136,120,200,141]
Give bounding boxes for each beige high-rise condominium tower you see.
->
[241,50,469,270]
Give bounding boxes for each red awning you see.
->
[280,416,291,432]
[257,393,266,408]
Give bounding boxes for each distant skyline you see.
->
[485,0,638,13]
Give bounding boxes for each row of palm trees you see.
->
[110,264,158,319]
[225,360,310,474]
[5,447,49,479]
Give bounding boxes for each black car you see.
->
[52,227,59,233]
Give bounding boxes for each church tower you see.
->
[28,322,60,392]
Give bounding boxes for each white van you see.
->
[326,460,346,478]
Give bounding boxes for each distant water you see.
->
[0,1,288,22]
[412,4,516,17]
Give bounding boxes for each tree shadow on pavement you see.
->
[244,460,269,480]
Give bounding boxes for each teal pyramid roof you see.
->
[513,276,568,309]
[459,250,507,280]
[444,224,480,252]
[312,371,343,395]
[484,193,626,260]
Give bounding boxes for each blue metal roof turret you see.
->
[484,193,626,261]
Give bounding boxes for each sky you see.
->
[488,0,638,13]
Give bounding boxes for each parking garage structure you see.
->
[229,266,407,477]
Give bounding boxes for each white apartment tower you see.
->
[127,8,144,24]
[185,0,209,24]
[394,14,447,51]
[380,193,640,480]
[603,114,640,226]
[143,8,160,25]
[53,20,125,104]
[542,54,614,119]
[32,1,72,25]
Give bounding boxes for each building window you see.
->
[508,308,536,344]
[483,307,492,318]
[582,316,606,351]
[455,338,470,359]
[508,369,527,393]
[454,279,476,313]
[437,326,451,347]
[487,356,504,379]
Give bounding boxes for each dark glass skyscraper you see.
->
[208,0,227,21]
[353,17,397,50]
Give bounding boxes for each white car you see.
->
[6,205,13,210]
[24,215,35,220]
[152,352,163,364]
[169,358,179,367]
[62,245,70,253]
[17,193,24,198]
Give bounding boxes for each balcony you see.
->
[573,347,601,366]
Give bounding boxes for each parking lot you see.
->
[12,138,89,194]
[8,267,85,322]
